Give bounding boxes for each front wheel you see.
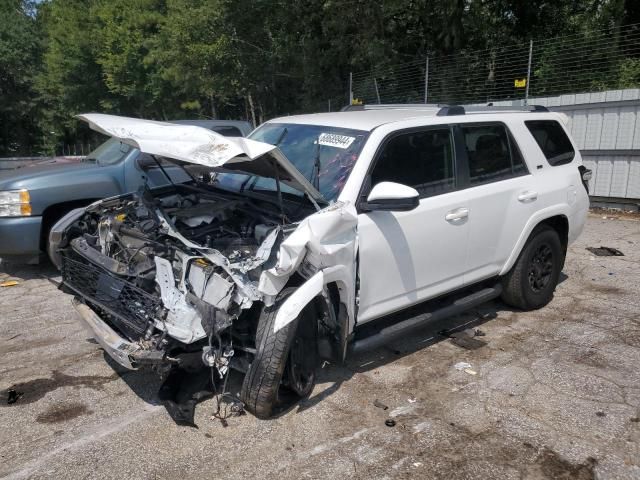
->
[501,225,563,310]
[240,289,317,419]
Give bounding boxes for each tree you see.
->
[0,0,42,155]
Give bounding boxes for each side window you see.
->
[211,126,243,137]
[525,120,575,166]
[462,124,527,185]
[370,128,455,198]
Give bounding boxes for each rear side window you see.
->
[211,126,243,137]
[371,128,455,198]
[525,120,575,166]
[461,124,528,185]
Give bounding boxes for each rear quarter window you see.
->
[525,120,575,166]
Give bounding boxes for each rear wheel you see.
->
[240,289,317,419]
[501,225,563,310]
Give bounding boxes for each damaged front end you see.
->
[59,186,294,372]
[57,184,306,424]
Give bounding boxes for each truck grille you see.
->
[61,254,165,338]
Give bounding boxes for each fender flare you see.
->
[499,204,570,276]
[273,264,355,333]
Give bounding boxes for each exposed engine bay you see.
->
[56,183,317,423]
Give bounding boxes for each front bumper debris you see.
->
[72,298,165,370]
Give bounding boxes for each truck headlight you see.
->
[0,190,32,217]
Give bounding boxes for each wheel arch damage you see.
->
[260,202,358,338]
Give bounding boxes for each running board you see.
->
[349,285,502,354]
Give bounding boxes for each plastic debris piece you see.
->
[463,368,478,376]
[407,398,417,404]
[0,280,19,287]
[373,399,389,410]
[454,362,472,371]
[385,419,396,427]
[450,330,487,350]
[586,246,624,257]
[7,389,23,404]
[413,462,423,468]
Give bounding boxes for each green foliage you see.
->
[0,0,42,155]
[619,58,640,88]
[2,0,639,154]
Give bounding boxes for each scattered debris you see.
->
[407,397,417,404]
[6,389,23,404]
[453,362,478,375]
[158,368,215,428]
[630,417,639,423]
[474,328,486,337]
[413,462,423,468]
[0,280,19,287]
[448,329,487,350]
[454,362,473,371]
[373,399,389,410]
[596,411,606,417]
[586,246,624,257]
[385,419,396,427]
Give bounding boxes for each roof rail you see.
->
[341,103,549,114]
[437,104,549,116]
[340,103,441,112]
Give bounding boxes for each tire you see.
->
[240,288,317,419]
[501,225,563,310]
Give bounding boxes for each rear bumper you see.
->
[0,216,42,256]
[71,298,166,370]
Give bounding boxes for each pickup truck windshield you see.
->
[86,137,134,166]
[215,123,368,202]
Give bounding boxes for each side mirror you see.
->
[361,181,420,212]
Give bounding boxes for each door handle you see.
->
[518,191,538,203]
[445,207,469,221]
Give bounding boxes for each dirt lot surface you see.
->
[1,213,639,480]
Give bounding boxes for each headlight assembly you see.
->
[0,189,32,217]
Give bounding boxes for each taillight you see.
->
[578,165,591,193]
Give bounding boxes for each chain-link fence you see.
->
[350,23,640,106]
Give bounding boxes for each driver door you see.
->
[357,126,470,323]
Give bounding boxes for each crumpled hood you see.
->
[78,114,324,203]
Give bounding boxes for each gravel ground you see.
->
[1,213,639,480]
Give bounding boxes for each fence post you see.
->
[349,72,354,105]
[525,40,533,105]
[374,78,381,104]
[424,56,430,104]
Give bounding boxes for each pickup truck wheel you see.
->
[240,288,317,419]
[501,225,563,310]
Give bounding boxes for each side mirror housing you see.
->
[361,181,420,212]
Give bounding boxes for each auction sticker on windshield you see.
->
[318,133,356,149]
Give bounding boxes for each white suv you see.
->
[51,106,590,421]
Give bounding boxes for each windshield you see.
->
[87,137,135,166]
[214,123,367,202]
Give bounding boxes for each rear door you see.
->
[357,126,470,323]
[455,122,537,284]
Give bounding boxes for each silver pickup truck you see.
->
[0,119,252,263]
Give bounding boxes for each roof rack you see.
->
[341,103,440,112]
[437,104,549,115]
[341,103,549,114]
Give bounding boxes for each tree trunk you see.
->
[210,93,217,119]
[247,93,257,128]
